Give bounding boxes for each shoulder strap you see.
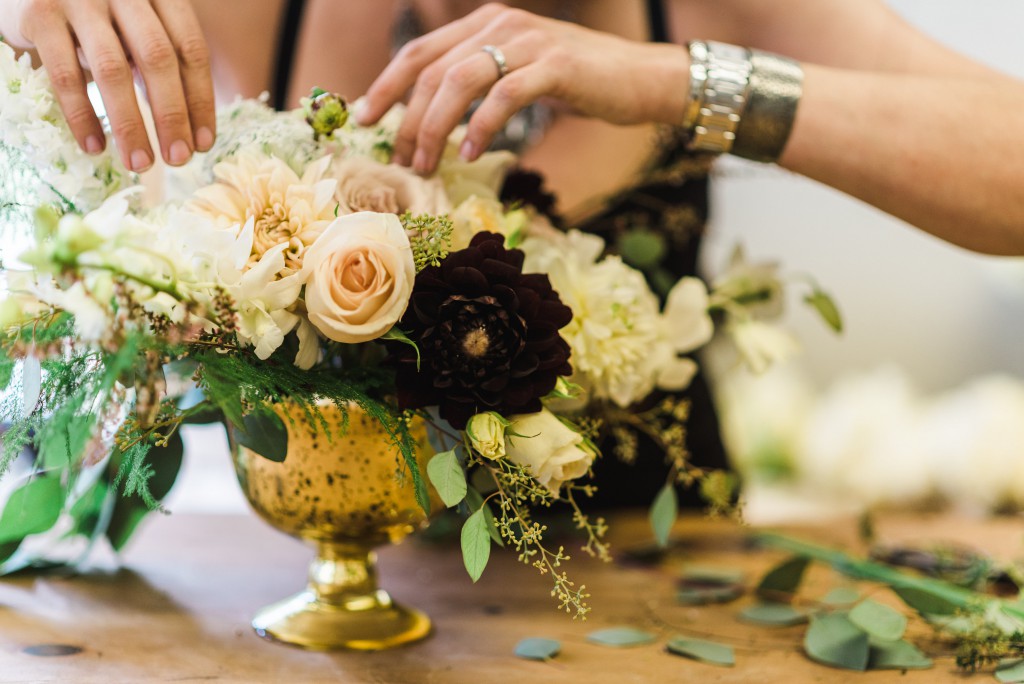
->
[272,0,308,110]
[645,0,669,43]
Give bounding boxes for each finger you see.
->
[153,0,215,152]
[412,49,517,174]
[113,0,193,166]
[461,64,555,162]
[29,20,106,154]
[393,33,516,167]
[68,5,154,172]
[358,2,508,126]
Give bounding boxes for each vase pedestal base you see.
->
[252,588,431,651]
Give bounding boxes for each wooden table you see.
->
[0,510,1018,683]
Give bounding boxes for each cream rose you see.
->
[300,212,415,344]
[505,409,596,495]
[467,412,509,461]
[332,156,452,216]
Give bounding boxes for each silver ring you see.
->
[481,44,510,79]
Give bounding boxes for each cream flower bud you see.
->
[466,412,509,460]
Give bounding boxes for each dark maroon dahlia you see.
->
[387,232,573,429]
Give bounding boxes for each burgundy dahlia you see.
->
[388,232,573,429]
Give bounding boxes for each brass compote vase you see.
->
[232,402,436,650]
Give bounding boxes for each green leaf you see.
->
[996,660,1024,683]
[868,639,933,671]
[738,603,810,627]
[649,483,677,549]
[465,487,502,547]
[803,613,870,671]
[68,480,109,537]
[105,431,184,551]
[586,627,657,648]
[232,408,289,463]
[514,637,561,662]
[849,599,908,642]
[460,508,491,583]
[891,585,960,617]
[677,585,744,606]
[0,475,64,544]
[821,587,862,607]
[681,566,745,585]
[427,449,466,508]
[381,327,421,371]
[666,637,735,667]
[756,555,810,603]
[0,358,13,392]
[805,290,843,333]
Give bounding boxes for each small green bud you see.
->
[303,88,349,140]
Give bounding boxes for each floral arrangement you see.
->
[0,41,839,617]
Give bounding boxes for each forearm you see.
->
[780,65,1024,255]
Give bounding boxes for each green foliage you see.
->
[666,637,735,667]
[804,613,870,671]
[513,637,561,662]
[106,431,184,551]
[649,483,677,548]
[427,448,466,508]
[0,475,64,544]
[805,289,843,334]
[460,508,491,582]
[233,408,289,463]
[868,638,932,670]
[464,486,502,546]
[739,603,810,627]
[849,599,908,642]
[402,212,453,272]
[996,659,1024,683]
[756,555,810,603]
[586,627,657,648]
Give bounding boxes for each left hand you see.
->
[356,3,690,175]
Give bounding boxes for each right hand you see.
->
[4,0,216,171]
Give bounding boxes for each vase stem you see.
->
[308,544,381,607]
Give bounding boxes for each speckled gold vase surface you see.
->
[233,401,436,651]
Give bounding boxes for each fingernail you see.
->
[195,126,214,152]
[85,135,104,155]
[169,139,192,166]
[412,149,429,175]
[352,100,370,125]
[130,149,153,173]
[459,139,477,161]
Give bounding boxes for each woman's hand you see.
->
[357,3,690,175]
[2,0,215,171]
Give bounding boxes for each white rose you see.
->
[505,409,596,495]
[332,156,452,216]
[467,412,508,460]
[300,212,415,344]
[439,150,516,206]
[449,196,522,251]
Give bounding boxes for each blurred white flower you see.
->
[729,320,800,374]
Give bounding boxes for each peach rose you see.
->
[300,212,415,343]
[332,156,452,216]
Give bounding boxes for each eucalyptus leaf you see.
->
[666,637,735,667]
[460,508,491,582]
[739,603,810,627]
[868,638,933,670]
[677,584,744,606]
[649,483,677,549]
[805,290,843,333]
[0,475,64,544]
[756,555,810,603]
[996,659,1024,683]
[891,585,960,616]
[849,599,908,642]
[803,613,870,671]
[586,627,657,648]
[681,566,745,585]
[514,637,561,662]
[821,587,862,607]
[464,487,502,546]
[427,449,467,508]
[233,408,289,463]
[106,431,184,551]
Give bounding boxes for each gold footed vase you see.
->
[232,403,436,651]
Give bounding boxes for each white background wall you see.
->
[702,0,1024,393]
